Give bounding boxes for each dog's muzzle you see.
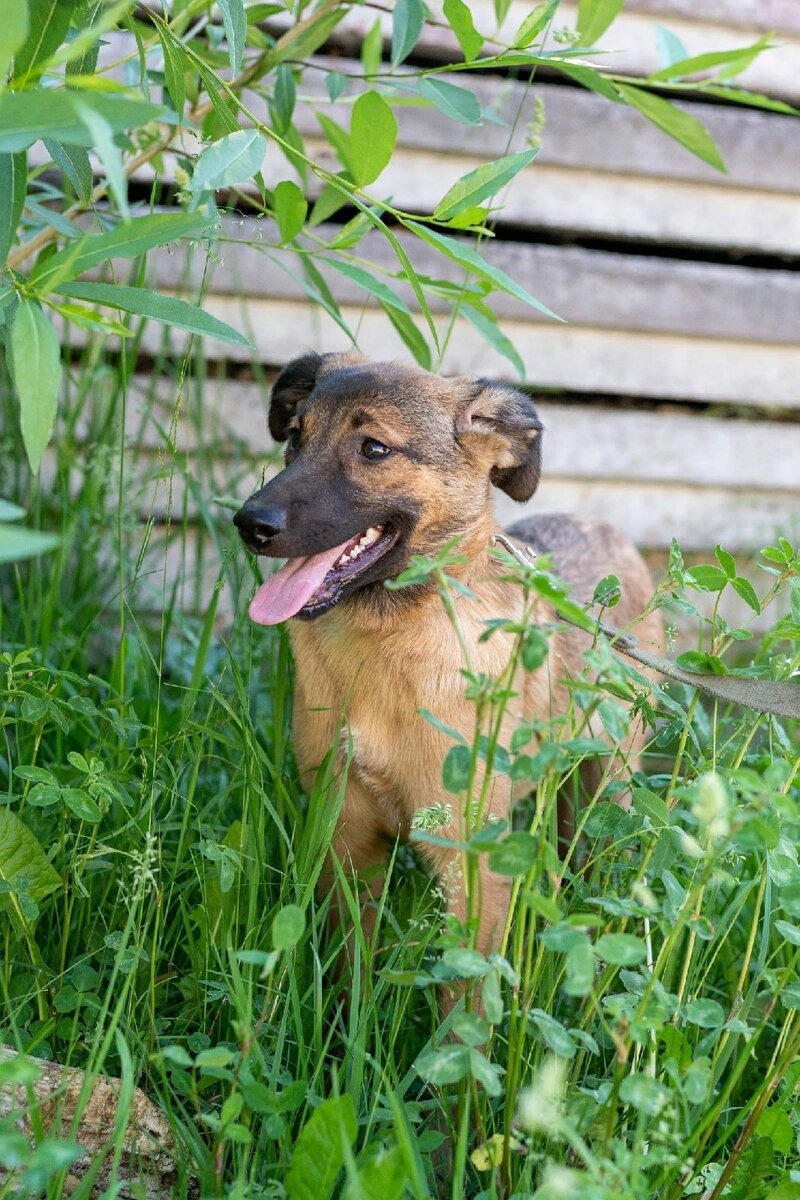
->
[233,503,286,552]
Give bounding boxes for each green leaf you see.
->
[317,112,353,175]
[326,71,347,103]
[56,281,252,347]
[13,0,74,81]
[218,0,247,75]
[414,1044,470,1086]
[443,0,482,61]
[616,84,725,171]
[564,937,595,996]
[714,544,736,579]
[76,101,125,218]
[342,1144,408,1200]
[44,139,93,204]
[271,903,305,951]
[595,933,647,966]
[462,302,525,380]
[648,38,771,84]
[522,627,549,670]
[576,0,624,45]
[0,151,26,267]
[0,808,60,921]
[381,302,431,369]
[675,650,728,676]
[361,18,382,78]
[156,24,186,117]
[190,129,267,202]
[391,0,425,66]
[488,832,537,876]
[273,179,307,242]
[349,91,397,187]
[324,257,410,313]
[687,564,728,592]
[434,150,536,220]
[0,92,166,153]
[0,525,59,563]
[272,64,296,134]
[513,1,558,48]
[0,500,26,521]
[405,220,560,320]
[732,576,761,614]
[9,300,61,474]
[683,998,725,1028]
[442,743,472,792]
[31,212,211,289]
[285,1096,357,1200]
[619,1072,671,1116]
[0,0,28,86]
[469,1047,504,1096]
[418,77,482,125]
[62,787,101,823]
[755,1107,794,1155]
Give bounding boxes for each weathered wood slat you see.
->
[625,0,800,35]
[120,377,800,492]
[143,218,800,348]
[122,295,800,410]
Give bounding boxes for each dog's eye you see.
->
[360,438,391,461]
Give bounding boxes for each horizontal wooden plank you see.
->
[119,376,800,492]
[120,294,800,410]
[142,218,800,348]
[626,0,800,35]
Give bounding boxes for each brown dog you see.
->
[234,353,661,961]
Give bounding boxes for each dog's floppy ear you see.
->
[456,379,543,501]
[269,352,328,441]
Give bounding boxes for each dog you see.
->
[234,352,662,966]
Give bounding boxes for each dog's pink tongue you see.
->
[248,539,352,625]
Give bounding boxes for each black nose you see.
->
[233,504,286,548]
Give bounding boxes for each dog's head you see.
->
[234,353,543,623]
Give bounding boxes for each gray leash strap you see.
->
[596,622,800,721]
[490,535,800,721]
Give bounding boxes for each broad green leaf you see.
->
[361,18,382,77]
[684,998,725,1028]
[0,151,26,267]
[513,1,557,48]
[391,0,425,66]
[488,832,537,876]
[44,139,93,204]
[324,257,411,314]
[442,744,472,792]
[76,99,129,218]
[732,576,761,614]
[434,149,536,220]
[62,787,101,823]
[443,0,482,61]
[686,564,728,592]
[47,0,129,72]
[326,71,347,102]
[563,937,595,996]
[271,903,305,951]
[551,60,621,102]
[13,0,74,81]
[0,525,59,564]
[190,129,267,202]
[218,0,247,75]
[616,84,725,171]
[714,544,736,579]
[342,1144,408,1200]
[0,808,60,920]
[415,1044,470,1086]
[462,302,525,380]
[349,91,397,187]
[0,500,25,521]
[9,300,61,474]
[595,933,647,966]
[382,302,431,369]
[576,0,624,45]
[419,77,482,125]
[655,26,688,70]
[0,92,166,152]
[56,281,252,347]
[468,1048,504,1096]
[0,0,28,88]
[272,64,296,134]
[619,1073,671,1116]
[317,112,353,175]
[285,1096,357,1200]
[405,220,561,320]
[31,212,213,289]
[273,179,307,242]
[648,38,771,83]
[674,650,728,675]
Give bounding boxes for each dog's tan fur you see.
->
[238,354,662,959]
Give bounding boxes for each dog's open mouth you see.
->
[248,523,399,625]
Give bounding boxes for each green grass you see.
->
[1,342,799,1200]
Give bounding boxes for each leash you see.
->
[490,535,800,721]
